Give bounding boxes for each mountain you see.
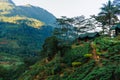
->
[0,0,56,26]
[17,5,56,25]
[0,0,14,3]
[0,0,57,54]
[0,0,15,5]
[0,0,56,51]
[0,1,56,79]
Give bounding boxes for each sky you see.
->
[12,0,112,18]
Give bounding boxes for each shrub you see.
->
[72,62,81,67]
[84,54,92,58]
[41,36,59,59]
[75,42,79,45]
[52,64,62,74]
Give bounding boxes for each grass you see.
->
[0,16,44,28]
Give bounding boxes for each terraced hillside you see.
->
[18,36,120,80]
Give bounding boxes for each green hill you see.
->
[0,0,56,79]
[0,0,56,57]
[18,36,120,80]
[0,23,53,80]
[0,0,56,25]
[0,0,54,55]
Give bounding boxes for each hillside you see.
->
[0,22,54,80]
[0,0,56,56]
[1,0,119,80]
[0,0,56,80]
[0,0,56,26]
[0,0,56,55]
[18,36,120,80]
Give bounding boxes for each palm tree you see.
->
[113,0,120,7]
[94,0,120,35]
[98,0,120,30]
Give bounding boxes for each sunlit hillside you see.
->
[0,16,44,28]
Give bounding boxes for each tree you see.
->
[41,36,59,60]
[98,0,120,30]
[113,0,120,7]
[93,0,120,35]
[54,16,74,43]
[72,16,85,38]
[92,15,107,34]
[72,16,101,36]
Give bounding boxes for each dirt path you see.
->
[91,42,102,67]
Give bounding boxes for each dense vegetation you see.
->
[18,0,120,80]
[1,0,120,80]
[18,35,120,80]
[0,0,56,80]
[0,22,53,80]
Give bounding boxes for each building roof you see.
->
[87,32,99,38]
[79,32,99,39]
[110,24,120,30]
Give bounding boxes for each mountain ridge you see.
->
[0,0,56,26]
[0,0,15,4]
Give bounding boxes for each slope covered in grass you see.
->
[18,36,120,80]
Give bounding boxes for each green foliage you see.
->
[0,64,26,80]
[75,42,79,45]
[18,35,120,80]
[0,5,116,78]
[84,53,92,58]
[0,23,53,79]
[47,75,60,80]
[52,63,62,74]
[95,0,120,35]
[63,60,95,80]
[72,62,81,67]
[41,36,59,59]
[0,1,57,79]
[58,44,71,57]
[63,43,91,66]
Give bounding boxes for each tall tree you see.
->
[99,0,120,28]
[72,16,85,37]
[95,0,120,34]
[92,15,107,34]
[54,16,74,43]
[73,16,101,36]
[41,36,59,60]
